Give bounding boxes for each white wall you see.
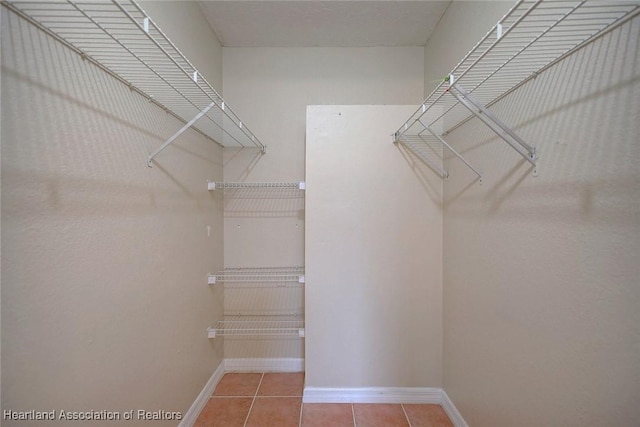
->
[434,9,640,427]
[305,105,443,388]
[1,3,224,425]
[222,47,425,361]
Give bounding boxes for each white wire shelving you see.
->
[394,0,640,180]
[208,182,306,191]
[207,315,305,338]
[2,0,266,165]
[208,267,305,286]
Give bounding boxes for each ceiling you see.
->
[197,1,452,47]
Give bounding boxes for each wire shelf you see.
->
[208,267,305,285]
[2,0,266,160]
[207,315,305,338]
[395,0,640,178]
[208,182,305,191]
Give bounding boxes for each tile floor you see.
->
[194,372,454,427]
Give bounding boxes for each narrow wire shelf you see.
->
[2,0,266,159]
[208,267,305,285]
[207,314,305,338]
[394,0,640,178]
[208,182,306,190]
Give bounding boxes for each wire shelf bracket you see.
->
[448,81,536,166]
[393,0,640,179]
[2,0,267,166]
[147,101,216,167]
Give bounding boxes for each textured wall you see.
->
[222,47,425,361]
[305,105,443,388]
[439,11,640,427]
[1,3,224,425]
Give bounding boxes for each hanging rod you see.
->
[2,0,267,165]
[394,0,640,179]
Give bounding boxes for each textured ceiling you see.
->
[198,1,452,47]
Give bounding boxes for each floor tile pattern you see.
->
[195,373,454,427]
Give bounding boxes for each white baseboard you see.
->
[224,358,304,372]
[440,390,469,427]
[302,386,442,404]
[178,362,225,427]
[303,386,469,427]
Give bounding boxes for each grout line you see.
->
[298,402,303,427]
[401,404,412,427]
[254,395,304,398]
[217,395,302,399]
[351,403,357,427]
[210,395,256,399]
[242,373,264,427]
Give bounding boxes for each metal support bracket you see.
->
[448,82,536,166]
[398,139,448,179]
[418,119,483,180]
[147,101,216,167]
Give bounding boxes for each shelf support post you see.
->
[448,83,536,166]
[147,101,216,167]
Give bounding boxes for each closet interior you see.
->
[2,0,638,426]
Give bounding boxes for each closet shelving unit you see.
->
[1,0,266,165]
[208,267,305,286]
[207,315,305,339]
[208,182,306,191]
[208,182,306,339]
[394,0,640,179]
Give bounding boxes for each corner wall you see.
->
[222,47,425,362]
[434,8,640,427]
[1,3,224,424]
